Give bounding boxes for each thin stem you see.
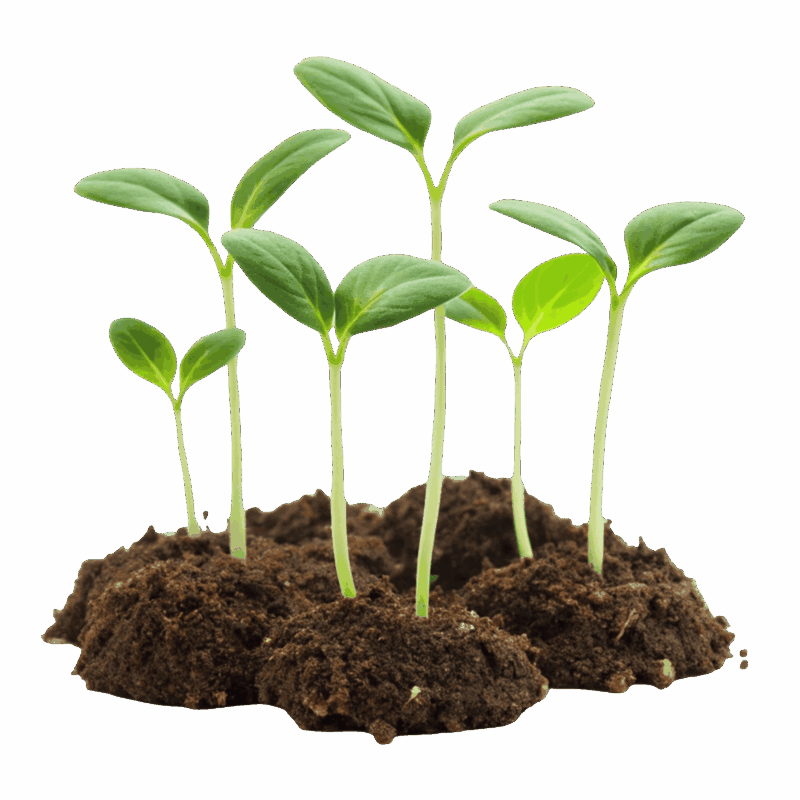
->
[510,355,533,558]
[588,292,629,575]
[172,399,202,537]
[328,353,356,597]
[196,229,247,558]
[414,159,454,618]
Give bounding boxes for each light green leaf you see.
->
[294,57,431,154]
[444,287,507,340]
[231,129,350,229]
[453,86,594,158]
[178,328,246,403]
[490,199,617,284]
[221,229,334,334]
[109,318,177,398]
[335,256,471,341]
[624,202,745,290]
[75,168,209,233]
[513,253,604,347]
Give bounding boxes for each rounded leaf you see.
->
[178,328,246,402]
[294,57,431,154]
[221,229,334,334]
[453,86,594,158]
[335,256,472,340]
[513,253,604,345]
[624,202,745,290]
[490,199,617,283]
[444,287,507,340]
[231,129,351,229]
[109,318,177,397]
[75,168,209,233]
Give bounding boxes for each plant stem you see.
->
[416,186,445,618]
[588,292,629,575]
[328,355,357,598]
[172,400,202,537]
[510,355,533,558]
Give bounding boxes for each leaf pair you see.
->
[490,200,745,296]
[109,319,245,406]
[220,230,471,346]
[294,57,593,167]
[444,253,604,354]
[74,129,350,237]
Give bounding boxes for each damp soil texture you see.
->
[43,471,735,744]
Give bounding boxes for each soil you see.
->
[43,471,735,744]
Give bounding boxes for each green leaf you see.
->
[334,256,471,341]
[294,57,431,154]
[231,129,350,229]
[513,253,604,347]
[109,318,177,398]
[178,328,246,402]
[624,202,745,289]
[444,287,507,340]
[221,229,334,334]
[452,86,594,158]
[75,168,209,233]
[490,199,617,284]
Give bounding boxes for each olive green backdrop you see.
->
[6,0,798,800]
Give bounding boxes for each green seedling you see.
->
[75,129,350,558]
[108,318,245,538]
[490,199,745,574]
[220,228,471,598]
[293,55,594,616]
[444,253,604,558]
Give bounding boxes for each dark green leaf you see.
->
[334,256,471,341]
[75,168,209,233]
[453,86,594,158]
[624,202,745,289]
[444,287,507,340]
[231,129,350,229]
[490,199,617,283]
[178,328,246,402]
[294,57,431,154]
[221,229,334,334]
[513,253,604,346]
[109,318,176,397]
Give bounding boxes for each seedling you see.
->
[490,200,745,574]
[220,228,471,597]
[444,253,604,557]
[75,129,350,558]
[293,56,594,616]
[108,318,245,538]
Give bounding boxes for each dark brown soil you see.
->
[43,471,735,743]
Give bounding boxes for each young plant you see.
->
[220,228,471,598]
[490,199,745,574]
[75,129,350,558]
[293,56,594,616]
[108,318,245,538]
[444,253,604,558]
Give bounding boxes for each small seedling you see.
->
[490,199,745,574]
[444,253,604,557]
[108,318,245,538]
[220,228,471,597]
[293,55,594,616]
[75,129,350,558]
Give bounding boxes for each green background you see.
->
[4,1,792,797]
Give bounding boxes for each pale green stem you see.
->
[588,291,629,574]
[510,354,533,558]
[327,348,356,597]
[172,399,202,537]
[416,185,445,618]
[190,230,247,557]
